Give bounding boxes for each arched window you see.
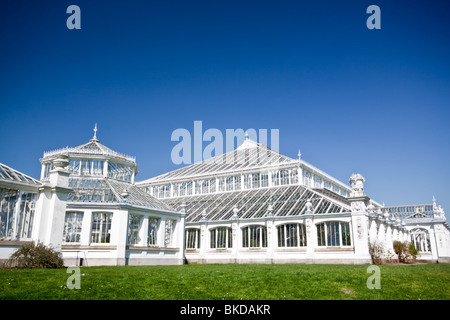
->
[277,223,307,247]
[242,225,267,248]
[185,228,201,249]
[316,221,352,247]
[210,227,232,249]
[410,228,431,253]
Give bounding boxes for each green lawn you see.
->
[1,263,449,300]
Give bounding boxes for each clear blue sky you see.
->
[1,1,449,211]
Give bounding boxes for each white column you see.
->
[141,216,149,246]
[159,218,166,247]
[115,209,129,265]
[33,156,71,251]
[265,216,275,263]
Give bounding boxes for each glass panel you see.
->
[107,162,133,182]
[0,189,36,240]
[63,212,83,243]
[327,222,340,246]
[164,219,175,247]
[317,223,326,246]
[128,214,142,245]
[341,222,351,246]
[91,213,112,243]
[148,218,159,246]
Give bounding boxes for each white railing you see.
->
[43,146,136,163]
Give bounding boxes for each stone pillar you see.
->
[115,208,129,266]
[348,174,371,263]
[199,217,208,261]
[304,200,315,259]
[33,155,72,251]
[265,205,275,263]
[231,207,240,263]
[428,226,439,261]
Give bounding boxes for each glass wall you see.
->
[316,221,351,247]
[0,189,36,240]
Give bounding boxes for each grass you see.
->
[0,263,449,300]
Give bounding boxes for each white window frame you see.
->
[185,228,201,249]
[277,223,307,247]
[316,221,352,247]
[91,212,112,244]
[210,227,232,249]
[63,211,84,243]
[242,225,267,248]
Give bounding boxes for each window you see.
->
[195,181,202,195]
[244,174,252,189]
[67,159,80,175]
[272,171,279,186]
[91,212,112,243]
[314,175,322,188]
[185,228,201,249]
[277,223,307,247]
[280,170,289,185]
[43,163,54,179]
[164,219,175,247]
[316,221,352,247]
[148,218,159,246]
[290,169,298,184]
[252,173,261,189]
[234,175,241,191]
[107,162,133,182]
[0,189,36,240]
[303,171,312,187]
[81,159,92,175]
[218,177,225,192]
[210,227,232,249]
[260,172,268,187]
[63,212,84,243]
[172,183,179,197]
[179,181,192,196]
[242,225,267,248]
[128,214,143,245]
[410,228,431,253]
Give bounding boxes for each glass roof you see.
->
[0,162,41,186]
[67,177,174,211]
[139,139,297,184]
[383,204,436,220]
[43,139,136,164]
[161,184,351,223]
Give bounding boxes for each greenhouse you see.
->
[138,137,450,264]
[1,127,449,265]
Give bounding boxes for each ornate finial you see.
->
[245,131,249,141]
[91,123,99,142]
[266,203,274,217]
[121,188,129,203]
[305,199,313,213]
[298,148,301,160]
[349,173,365,197]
